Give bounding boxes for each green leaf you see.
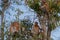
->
[0,10,2,15]
[49,23,56,31]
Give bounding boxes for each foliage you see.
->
[26,0,60,31]
[49,23,56,31]
[21,19,33,30]
[6,19,33,40]
[26,0,60,40]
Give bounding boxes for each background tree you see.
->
[0,0,10,40]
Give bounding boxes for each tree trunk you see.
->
[47,13,51,40]
[1,0,9,40]
[41,16,47,40]
[1,4,7,40]
[37,13,52,40]
[37,14,47,40]
[41,23,47,40]
[47,27,51,40]
[47,13,56,40]
[1,10,4,40]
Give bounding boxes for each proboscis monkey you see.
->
[31,22,40,36]
[40,0,50,13]
[10,22,20,34]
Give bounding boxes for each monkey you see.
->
[40,0,50,14]
[9,22,21,37]
[31,22,40,37]
[10,22,20,33]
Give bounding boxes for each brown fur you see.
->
[31,22,40,35]
[10,22,20,33]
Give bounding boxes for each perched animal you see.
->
[10,22,20,34]
[31,22,40,36]
[40,0,50,13]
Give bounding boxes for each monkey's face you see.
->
[10,22,20,34]
[34,22,38,27]
[13,22,19,27]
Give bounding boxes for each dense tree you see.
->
[25,0,60,40]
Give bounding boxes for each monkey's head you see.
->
[12,22,19,27]
[35,22,38,25]
[34,22,39,27]
[10,22,20,34]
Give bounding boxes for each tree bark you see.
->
[37,14,47,40]
[1,0,9,40]
[1,10,4,40]
[47,13,51,40]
